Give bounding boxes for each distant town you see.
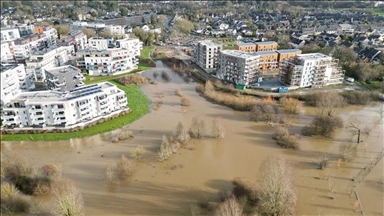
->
[1,1,384,130]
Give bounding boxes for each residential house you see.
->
[255,41,278,52]
[234,42,256,52]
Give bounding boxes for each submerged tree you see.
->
[258,155,297,216]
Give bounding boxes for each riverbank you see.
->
[1,81,151,141]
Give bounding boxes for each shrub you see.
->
[153,100,163,111]
[316,154,329,170]
[1,196,30,214]
[177,129,190,145]
[180,97,191,106]
[174,122,184,137]
[41,163,62,180]
[130,145,144,160]
[158,135,173,161]
[310,115,344,137]
[116,74,149,85]
[105,165,115,183]
[279,97,302,114]
[276,134,300,149]
[339,143,357,163]
[51,178,84,216]
[215,196,243,216]
[1,182,19,201]
[189,117,206,139]
[250,101,278,122]
[212,118,225,139]
[115,155,136,180]
[340,91,372,105]
[161,71,170,81]
[175,89,183,97]
[117,130,135,140]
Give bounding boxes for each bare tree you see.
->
[51,178,84,216]
[339,143,357,163]
[258,155,297,216]
[212,118,225,139]
[130,145,144,160]
[115,155,136,180]
[189,117,206,139]
[314,92,346,117]
[347,117,370,143]
[214,196,243,216]
[279,97,302,114]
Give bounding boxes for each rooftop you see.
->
[236,42,255,46]
[199,40,221,47]
[0,64,23,73]
[275,49,301,54]
[30,45,59,56]
[296,53,332,60]
[10,82,118,102]
[255,41,277,45]
[45,65,80,76]
[221,50,259,59]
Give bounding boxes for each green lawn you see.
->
[1,82,151,141]
[141,46,153,59]
[373,8,384,16]
[361,81,384,93]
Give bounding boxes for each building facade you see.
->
[1,82,128,128]
[115,38,143,57]
[276,49,302,68]
[13,33,54,61]
[194,40,222,74]
[1,64,35,108]
[218,50,260,86]
[45,65,86,92]
[280,53,345,88]
[255,51,279,72]
[60,30,87,52]
[255,41,278,52]
[1,41,15,63]
[76,48,138,76]
[234,42,257,52]
[88,37,109,50]
[0,27,21,42]
[26,45,73,81]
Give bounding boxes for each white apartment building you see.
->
[105,25,125,36]
[13,33,55,61]
[115,38,143,57]
[61,30,87,51]
[217,50,260,86]
[41,26,58,46]
[26,45,73,81]
[280,53,345,88]
[1,41,15,63]
[76,48,138,76]
[194,40,222,74]
[88,37,110,50]
[0,27,21,42]
[1,82,128,128]
[1,64,35,108]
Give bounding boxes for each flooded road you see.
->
[2,61,383,215]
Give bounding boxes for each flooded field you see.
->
[2,62,383,215]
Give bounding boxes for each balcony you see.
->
[54,118,66,124]
[32,118,45,124]
[51,105,64,112]
[49,77,59,82]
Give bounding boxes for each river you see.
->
[1,61,383,215]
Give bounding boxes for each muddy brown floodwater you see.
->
[2,61,383,216]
